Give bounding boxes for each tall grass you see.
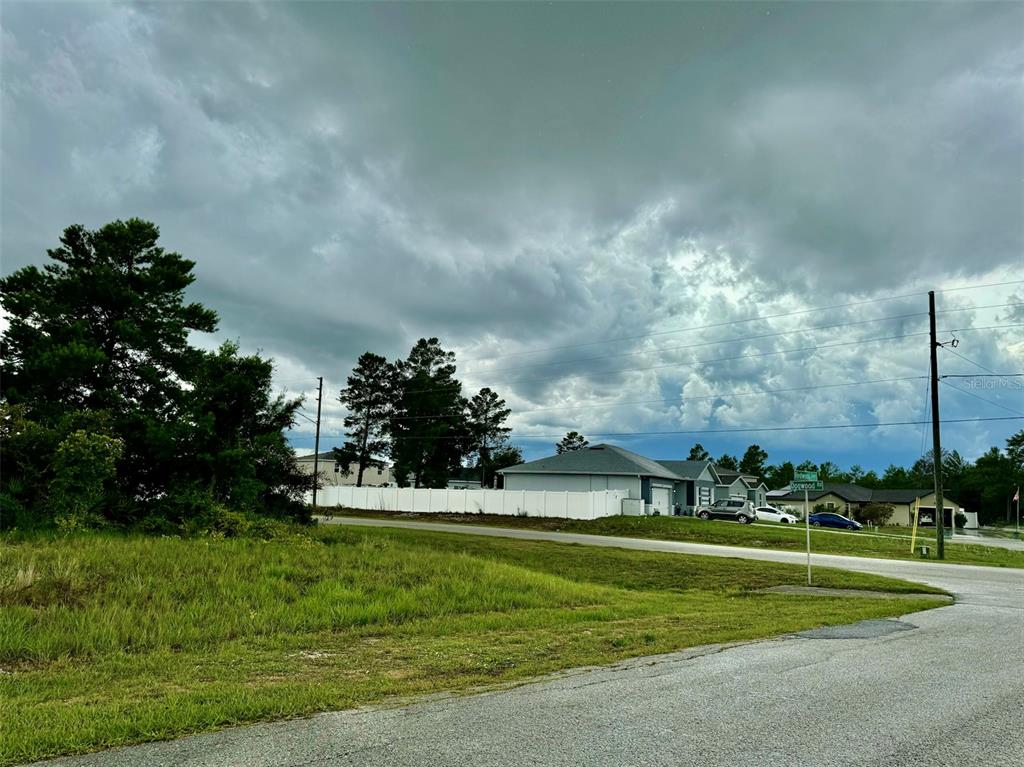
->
[0,531,610,664]
[0,526,944,764]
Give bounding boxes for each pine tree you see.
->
[389,339,470,488]
[466,387,512,487]
[339,352,394,486]
[687,443,710,461]
[556,431,589,454]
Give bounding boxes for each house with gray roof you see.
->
[712,467,769,508]
[500,444,684,515]
[654,460,720,514]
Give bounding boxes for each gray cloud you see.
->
[2,1,1022,464]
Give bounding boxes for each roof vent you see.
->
[588,446,604,450]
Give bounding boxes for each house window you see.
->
[333,463,341,473]
[826,502,835,510]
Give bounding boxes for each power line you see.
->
[941,379,1024,417]
[461,311,930,375]
[456,279,1024,365]
[405,324,1022,397]
[285,415,1023,442]
[940,346,1001,376]
[385,375,926,422]
[943,373,1024,378]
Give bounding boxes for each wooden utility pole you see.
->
[312,376,324,511]
[928,292,945,559]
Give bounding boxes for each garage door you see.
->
[651,486,671,515]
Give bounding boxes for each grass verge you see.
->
[1,526,944,765]
[332,510,1024,568]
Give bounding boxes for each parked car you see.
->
[696,498,756,524]
[808,512,862,530]
[755,506,799,524]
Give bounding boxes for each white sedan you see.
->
[755,506,799,524]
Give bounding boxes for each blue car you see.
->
[808,512,862,531]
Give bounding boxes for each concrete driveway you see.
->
[38,517,1024,767]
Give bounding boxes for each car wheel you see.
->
[811,521,821,527]
[781,518,791,524]
[737,515,750,524]
[698,511,710,520]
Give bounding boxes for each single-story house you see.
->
[294,450,393,487]
[500,443,684,515]
[654,460,720,514]
[770,482,969,527]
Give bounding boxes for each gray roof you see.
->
[655,460,715,481]
[773,482,872,503]
[713,467,762,487]
[500,444,683,480]
[772,483,947,505]
[868,488,935,504]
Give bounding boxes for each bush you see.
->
[49,430,122,529]
[855,503,895,527]
[955,512,967,529]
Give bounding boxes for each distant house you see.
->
[769,482,969,527]
[500,443,684,515]
[447,468,483,489]
[294,451,393,487]
[713,467,769,508]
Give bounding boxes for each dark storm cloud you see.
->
[2,1,1021,463]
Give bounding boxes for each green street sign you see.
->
[791,480,823,491]
[794,470,818,482]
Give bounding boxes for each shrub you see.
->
[49,430,123,530]
[955,512,967,529]
[855,503,895,527]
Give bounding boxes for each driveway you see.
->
[38,517,1024,767]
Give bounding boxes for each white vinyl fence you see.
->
[313,486,627,521]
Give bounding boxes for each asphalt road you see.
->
[39,518,1024,767]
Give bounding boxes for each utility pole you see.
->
[928,292,945,559]
[312,376,324,511]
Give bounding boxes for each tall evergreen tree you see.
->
[739,444,768,476]
[716,453,739,471]
[338,352,394,486]
[687,443,710,461]
[556,431,589,454]
[466,387,512,487]
[389,338,469,488]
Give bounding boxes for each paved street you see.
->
[40,518,1024,767]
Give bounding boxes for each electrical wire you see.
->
[455,279,1024,365]
[335,323,1022,399]
[285,415,1023,442]
[937,378,1024,415]
[383,375,926,422]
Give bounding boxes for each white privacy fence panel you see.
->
[313,486,626,520]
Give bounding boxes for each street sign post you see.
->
[792,472,820,585]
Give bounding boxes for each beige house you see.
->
[770,482,966,527]
[295,451,393,487]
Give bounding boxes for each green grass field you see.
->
[1,526,943,765]
[332,510,1024,568]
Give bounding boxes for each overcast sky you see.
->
[3,1,1022,470]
